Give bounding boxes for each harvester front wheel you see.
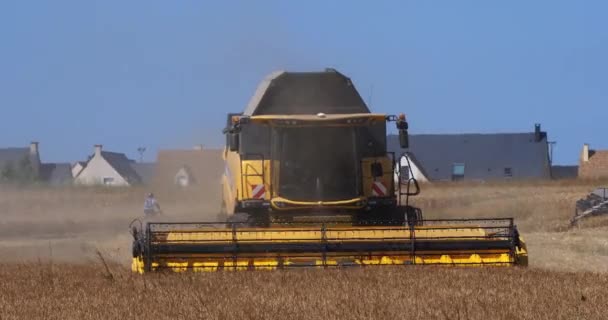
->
[405,205,424,226]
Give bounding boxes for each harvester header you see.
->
[132,218,527,273]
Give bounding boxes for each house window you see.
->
[176,175,189,187]
[504,167,513,178]
[174,166,193,187]
[400,166,410,182]
[452,163,465,181]
[103,177,114,185]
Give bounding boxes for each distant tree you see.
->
[0,157,37,184]
[17,156,36,183]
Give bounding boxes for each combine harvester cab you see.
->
[131,69,528,273]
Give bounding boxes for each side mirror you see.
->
[371,163,383,178]
[229,132,240,152]
[399,129,409,149]
[395,115,409,149]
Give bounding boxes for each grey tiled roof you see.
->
[99,151,142,184]
[40,163,73,185]
[243,69,370,116]
[0,148,30,168]
[388,133,551,181]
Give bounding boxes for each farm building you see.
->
[0,142,41,180]
[154,147,223,188]
[39,163,73,186]
[388,124,551,182]
[551,165,579,180]
[0,142,72,185]
[74,145,142,186]
[579,144,608,179]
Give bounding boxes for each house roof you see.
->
[0,148,30,168]
[588,150,608,163]
[243,69,370,116]
[155,149,223,188]
[98,151,142,184]
[39,163,73,185]
[73,161,87,168]
[388,132,550,181]
[402,151,430,180]
[131,162,156,185]
[551,165,578,180]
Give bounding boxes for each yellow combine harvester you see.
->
[131,69,528,273]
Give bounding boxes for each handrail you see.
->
[397,152,421,206]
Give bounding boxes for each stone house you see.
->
[579,144,608,179]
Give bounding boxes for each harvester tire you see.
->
[355,207,406,226]
[405,205,423,226]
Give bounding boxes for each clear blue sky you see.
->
[1,1,606,165]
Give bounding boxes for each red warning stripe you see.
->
[372,181,387,197]
[251,184,266,199]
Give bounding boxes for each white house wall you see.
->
[394,155,428,184]
[74,155,129,186]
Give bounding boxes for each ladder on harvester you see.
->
[395,152,423,226]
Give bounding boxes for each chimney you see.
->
[582,143,590,162]
[534,124,542,142]
[29,141,39,155]
[94,144,103,157]
[193,144,203,151]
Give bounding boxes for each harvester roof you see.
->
[248,113,387,124]
[243,68,370,116]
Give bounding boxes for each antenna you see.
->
[547,141,556,165]
[137,147,146,163]
[547,141,556,179]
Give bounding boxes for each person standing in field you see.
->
[143,193,162,217]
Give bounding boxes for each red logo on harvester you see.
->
[371,181,387,197]
[251,184,266,199]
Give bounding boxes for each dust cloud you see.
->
[0,177,223,265]
[2,177,607,273]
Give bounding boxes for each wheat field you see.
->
[1,264,607,320]
[1,180,607,319]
